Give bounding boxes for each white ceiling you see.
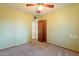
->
[0,3,72,15]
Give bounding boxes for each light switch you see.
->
[69,34,78,39]
[69,34,73,37]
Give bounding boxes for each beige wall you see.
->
[0,5,33,49]
[41,4,79,52]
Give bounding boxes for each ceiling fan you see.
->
[26,3,54,13]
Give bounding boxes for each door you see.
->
[38,20,47,42]
[0,20,14,49]
[43,20,47,42]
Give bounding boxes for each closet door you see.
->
[0,20,14,49]
[14,19,27,46]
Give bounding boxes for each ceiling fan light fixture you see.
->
[38,5,43,11]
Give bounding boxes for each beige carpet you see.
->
[0,39,79,56]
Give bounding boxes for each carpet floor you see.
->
[0,40,79,56]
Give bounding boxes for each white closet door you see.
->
[14,19,28,46]
[0,20,14,49]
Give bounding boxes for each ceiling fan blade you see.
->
[26,4,36,6]
[44,4,54,8]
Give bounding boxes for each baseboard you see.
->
[0,42,31,51]
[47,42,79,54]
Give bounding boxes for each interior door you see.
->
[38,20,44,42]
[43,20,47,42]
[0,20,14,49]
[38,20,47,42]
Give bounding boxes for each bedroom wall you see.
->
[41,4,79,52]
